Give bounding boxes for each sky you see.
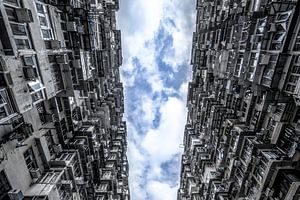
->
[117,0,196,199]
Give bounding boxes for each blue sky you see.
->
[117,1,195,199]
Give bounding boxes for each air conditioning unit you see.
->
[234,160,241,167]
[66,21,77,32]
[83,110,90,116]
[15,8,33,23]
[227,43,233,49]
[61,180,73,190]
[269,23,277,32]
[53,144,63,154]
[44,113,56,123]
[228,152,235,158]
[260,54,270,65]
[254,156,261,165]
[8,189,24,200]
[265,187,274,196]
[267,105,276,113]
[250,35,260,43]
[56,54,68,64]
[50,40,61,49]
[72,59,81,68]
[256,132,264,140]
[87,155,94,162]
[244,180,251,188]
[30,168,41,179]
[77,26,84,34]
[66,131,73,139]
[236,111,242,117]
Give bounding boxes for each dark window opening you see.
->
[0,170,11,200]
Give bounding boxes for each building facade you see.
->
[0,0,130,199]
[178,0,300,199]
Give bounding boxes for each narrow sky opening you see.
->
[117,0,196,199]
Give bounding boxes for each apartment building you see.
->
[0,0,130,199]
[178,0,300,199]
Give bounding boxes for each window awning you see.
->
[28,80,44,92]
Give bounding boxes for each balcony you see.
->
[24,170,73,199]
[49,150,83,179]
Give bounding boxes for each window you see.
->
[38,16,47,26]
[0,89,14,121]
[31,90,43,103]
[14,38,30,49]
[5,6,18,22]
[61,22,67,31]
[267,118,276,132]
[258,18,267,27]
[0,74,7,87]
[0,58,6,72]
[22,56,39,80]
[10,23,27,36]
[257,18,266,34]
[263,67,274,79]
[273,32,286,43]
[56,97,63,112]
[48,55,56,63]
[36,3,53,40]
[45,131,55,156]
[5,6,32,50]
[276,11,292,22]
[23,147,38,170]
[3,0,19,6]
[285,84,296,93]
[23,67,38,80]
[292,66,300,75]
[23,56,35,66]
[28,80,45,103]
[0,170,11,200]
[28,80,43,92]
[36,101,47,124]
[277,13,290,21]
[41,29,52,39]
[288,75,299,84]
[36,3,45,14]
[51,64,63,92]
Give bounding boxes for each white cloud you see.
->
[141,97,187,191]
[142,97,186,164]
[117,0,195,199]
[127,141,147,200]
[147,181,178,200]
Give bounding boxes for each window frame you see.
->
[35,2,54,40]
[45,130,55,157]
[0,88,15,122]
[23,147,38,171]
[5,6,33,50]
[27,80,45,104]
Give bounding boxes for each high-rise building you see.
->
[178,0,300,199]
[0,0,130,199]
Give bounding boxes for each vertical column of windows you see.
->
[4,3,33,50]
[35,2,53,40]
